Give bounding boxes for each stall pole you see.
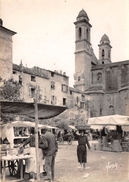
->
[34,98,40,182]
[0,102,1,122]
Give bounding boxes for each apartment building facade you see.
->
[0,19,69,108]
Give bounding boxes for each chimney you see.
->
[0,19,3,26]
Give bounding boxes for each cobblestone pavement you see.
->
[1,141,129,182]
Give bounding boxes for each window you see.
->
[76,96,79,104]
[31,75,36,82]
[79,27,82,39]
[13,71,17,74]
[63,98,66,106]
[31,88,35,98]
[70,91,72,95]
[44,96,47,104]
[61,84,68,93]
[102,49,105,59]
[100,108,102,116]
[80,102,85,109]
[51,72,54,77]
[51,81,55,90]
[19,75,22,85]
[78,76,81,81]
[51,95,57,105]
[86,29,89,40]
[108,50,110,58]
[81,94,85,101]
[97,73,102,83]
[91,72,93,84]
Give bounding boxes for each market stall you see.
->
[0,101,67,181]
[1,121,43,148]
[0,121,49,181]
[88,114,129,152]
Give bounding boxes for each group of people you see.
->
[20,127,58,182]
[20,127,92,181]
[89,125,125,151]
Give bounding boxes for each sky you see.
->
[1,0,129,86]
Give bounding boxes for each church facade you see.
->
[73,9,129,117]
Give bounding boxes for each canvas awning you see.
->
[68,125,77,130]
[0,101,67,119]
[11,121,43,128]
[41,125,57,129]
[0,101,67,181]
[88,114,129,126]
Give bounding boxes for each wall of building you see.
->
[49,71,69,106]
[88,60,129,117]
[13,70,50,103]
[89,90,129,117]
[74,52,92,91]
[0,31,13,80]
[118,89,129,115]
[68,88,88,121]
[91,70,103,85]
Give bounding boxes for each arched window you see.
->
[86,29,89,40]
[108,50,110,58]
[78,76,81,81]
[102,49,105,59]
[97,73,102,83]
[76,96,79,104]
[79,27,82,39]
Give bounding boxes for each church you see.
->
[73,9,129,117]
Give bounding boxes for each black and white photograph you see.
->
[0,0,129,182]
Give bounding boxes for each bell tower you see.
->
[98,34,112,64]
[74,9,92,91]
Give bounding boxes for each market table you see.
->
[89,140,100,150]
[121,142,129,152]
[2,154,33,181]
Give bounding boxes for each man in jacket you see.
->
[41,127,58,182]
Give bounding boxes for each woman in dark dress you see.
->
[76,130,91,170]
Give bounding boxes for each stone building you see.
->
[0,19,69,107]
[68,87,89,122]
[13,63,69,106]
[73,9,129,117]
[0,19,16,80]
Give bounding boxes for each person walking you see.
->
[41,127,58,182]
[75,129,91,171]
[101,127,108,147]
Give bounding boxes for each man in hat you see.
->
[41,126,58,182]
